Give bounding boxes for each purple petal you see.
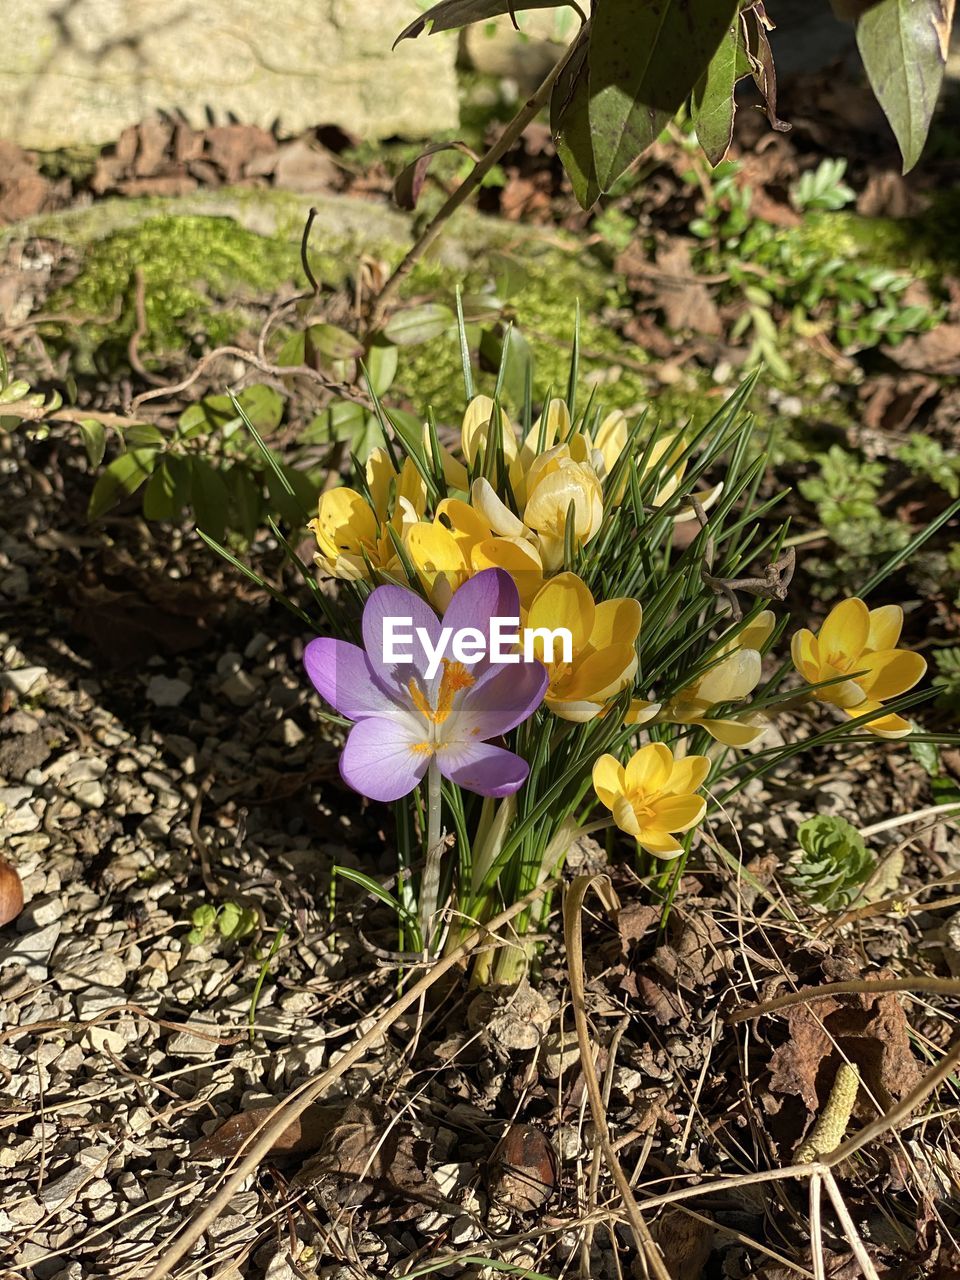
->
[362,583,442,694]
[443,568,520,656]
[340,717,430,802]
[455,660,547,739]
[304,637,396,721]
[438,740,530,797]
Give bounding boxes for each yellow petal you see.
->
[593,754,625,809]
[625,698,662,726]
[536,533,567,574]
[397,457,428,517]
[471,536,543,608]
[818,672,870,709]
[635,828,683,858]
[649,794,706,833]
[405,522,467,610]
[694,715,768,747]
[520,398,570,468]
[461,395,518,468]
[790,628,821,683]
[547,696,606,722]
[593,409,628,477]
[671,481,724,522]
[562,645,637,702]
[697,649,762,704]
[738,609,776,653]
[819,597,870,663]
[664,754,710,796]
[436,497,491,551]
[612,794,641,836]
[364,448,394,518]
[845,701,915,739]
[866,604,903,652]
[590,597,642,649]
[527,572,595,654]
[470,477,527,538]
[524,466,603,544]
[624,742,673,797]
[855,648,926,700]
[315,487,378,556]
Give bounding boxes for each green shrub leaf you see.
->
[587,0,740,193]
[856,0,954,172]
[88,449,157,520]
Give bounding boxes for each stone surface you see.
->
[0,1,458,150]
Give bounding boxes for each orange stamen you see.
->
[407,660,476,726]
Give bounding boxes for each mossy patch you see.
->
[44,214,303,373]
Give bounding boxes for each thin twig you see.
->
[370,33,584,324]
[127,267,166,387]
[127,345,370,416]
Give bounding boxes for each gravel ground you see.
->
[0,438,386,1278]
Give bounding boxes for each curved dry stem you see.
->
[563,873,674,1280]
[728,975,960,1025]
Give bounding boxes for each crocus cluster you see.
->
[303,392,929,881]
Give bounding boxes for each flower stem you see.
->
[420,758,444,951]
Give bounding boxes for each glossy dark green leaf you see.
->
[307,324,364,364]
[189,458,230,542]
[305,401,384,460]
[394,0,563,43]
[588,0,740,192]
[551,29,600,208]
[124,422,167,449]
[235,384,284,431]
[78,418,106,468]
[856,0,954,172]
[177,384,283,441]
[382,303,455,346]
[88,449,157,520]
[143,455,192,521]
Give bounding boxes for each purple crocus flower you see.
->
[304,568,548,802]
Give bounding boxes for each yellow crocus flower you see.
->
[406,497,544,612]
[525,573,640,721]
[310,450,425,580]
[522,441,604,571]
[592,742,709,857]
[791,597,926,739]
[631,610,774,747]
[590,413,723,520]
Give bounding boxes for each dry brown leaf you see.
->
[652,908,733,989]
[292,1099,444,1219]
[616,900,660,951]
[624,235,721,335]
[655,1208,712,1275]
[768,964,921,1118]
[191,1102,338,1161]
[884,325,960,377]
